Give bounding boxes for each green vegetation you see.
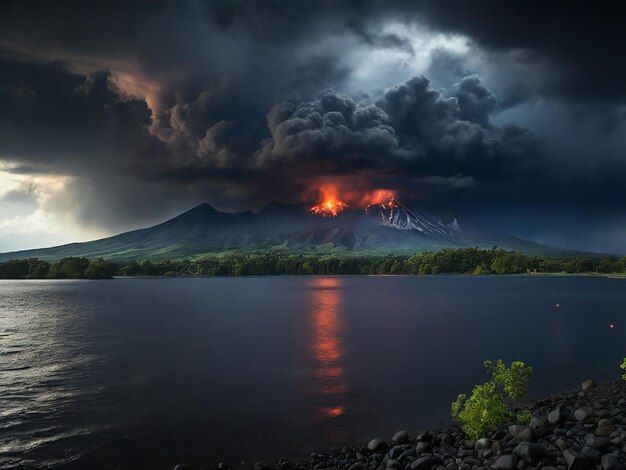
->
[621,358,626,381]
[0,247,625,279]
[0,257,116,279]
[451,359,533,439]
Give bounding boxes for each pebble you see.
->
[581,379,596,391]
[368,438,387,452]
[393,431,410,444]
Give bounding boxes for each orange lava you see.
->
[309,185,350,217]
[309,184,398,217]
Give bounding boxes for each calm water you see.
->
[0,276,625,469]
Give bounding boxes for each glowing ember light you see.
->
[555,304,560,308]
[609,323,615,329]
[309,185,349,217]
[361,189,396,207]
[309,185,399,217]
[322,405,346,418]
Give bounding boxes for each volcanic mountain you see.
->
[0,201,567,261]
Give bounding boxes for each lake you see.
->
[0,276,624,469]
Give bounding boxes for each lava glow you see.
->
[309,186,349,217]
[310,277,347,418]
[309,185,398,217]
[360,189,396,207]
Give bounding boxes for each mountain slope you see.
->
[0,202,572,261]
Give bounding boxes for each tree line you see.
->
[0,257,116,279]
[1,248,625,279]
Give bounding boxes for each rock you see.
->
[581,379,596,391]
[416,432,433,443]
[563,449,594,470]
[548,408,565,426]
[585,435,613,449]
[393,430,409,444]
[440,445,457,457]
[463,439,476,449]
[416,442,432,454]
[492,455,517,470]
[410,456,443,470]
[529,417,548,437]
[475,438,492,451]
[529,417,544,428]
[446,463,458,470]
[595,420,617,437]
[463,458,481,466]
[509,425,534,442]
[368,438,387,452]
[574,407,594,422]
[579,447,600,462]
[601,453,625,470]
[387,458,400,468]
[389,446,404,459]
[513,442,547,465]
[555,439,570,451]
[400,449,417,460]
[173,466,192,470]
[492,441,502,454]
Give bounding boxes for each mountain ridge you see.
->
[0,202,579,261]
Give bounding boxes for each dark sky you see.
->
[0,0,625,253]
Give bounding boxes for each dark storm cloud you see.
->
[410,0,626,104]
[201,0,626,104]
[0,0,625,251]
[0,60,148,162]
[258,76,543,203]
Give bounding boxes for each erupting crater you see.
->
[309,185,351,217]
[308,185,399,218]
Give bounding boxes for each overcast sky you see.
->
[0,0,625,253]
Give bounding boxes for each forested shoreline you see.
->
[0,248,625,279]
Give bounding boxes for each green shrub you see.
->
[485,359,533,400]
[516,409,534,424]
[451,359,533,439]
[621,358,626,380]
[451,382,514,440]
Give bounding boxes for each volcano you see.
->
[0,201,570,261]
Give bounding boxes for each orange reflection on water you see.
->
[309,277,347,417]
[322,405,346,418]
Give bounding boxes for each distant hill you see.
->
[0,201,574,261]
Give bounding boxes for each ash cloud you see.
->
[259,76,543,203]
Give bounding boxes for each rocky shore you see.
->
[174,379,626,470]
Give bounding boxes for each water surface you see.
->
[0,276,624,469]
